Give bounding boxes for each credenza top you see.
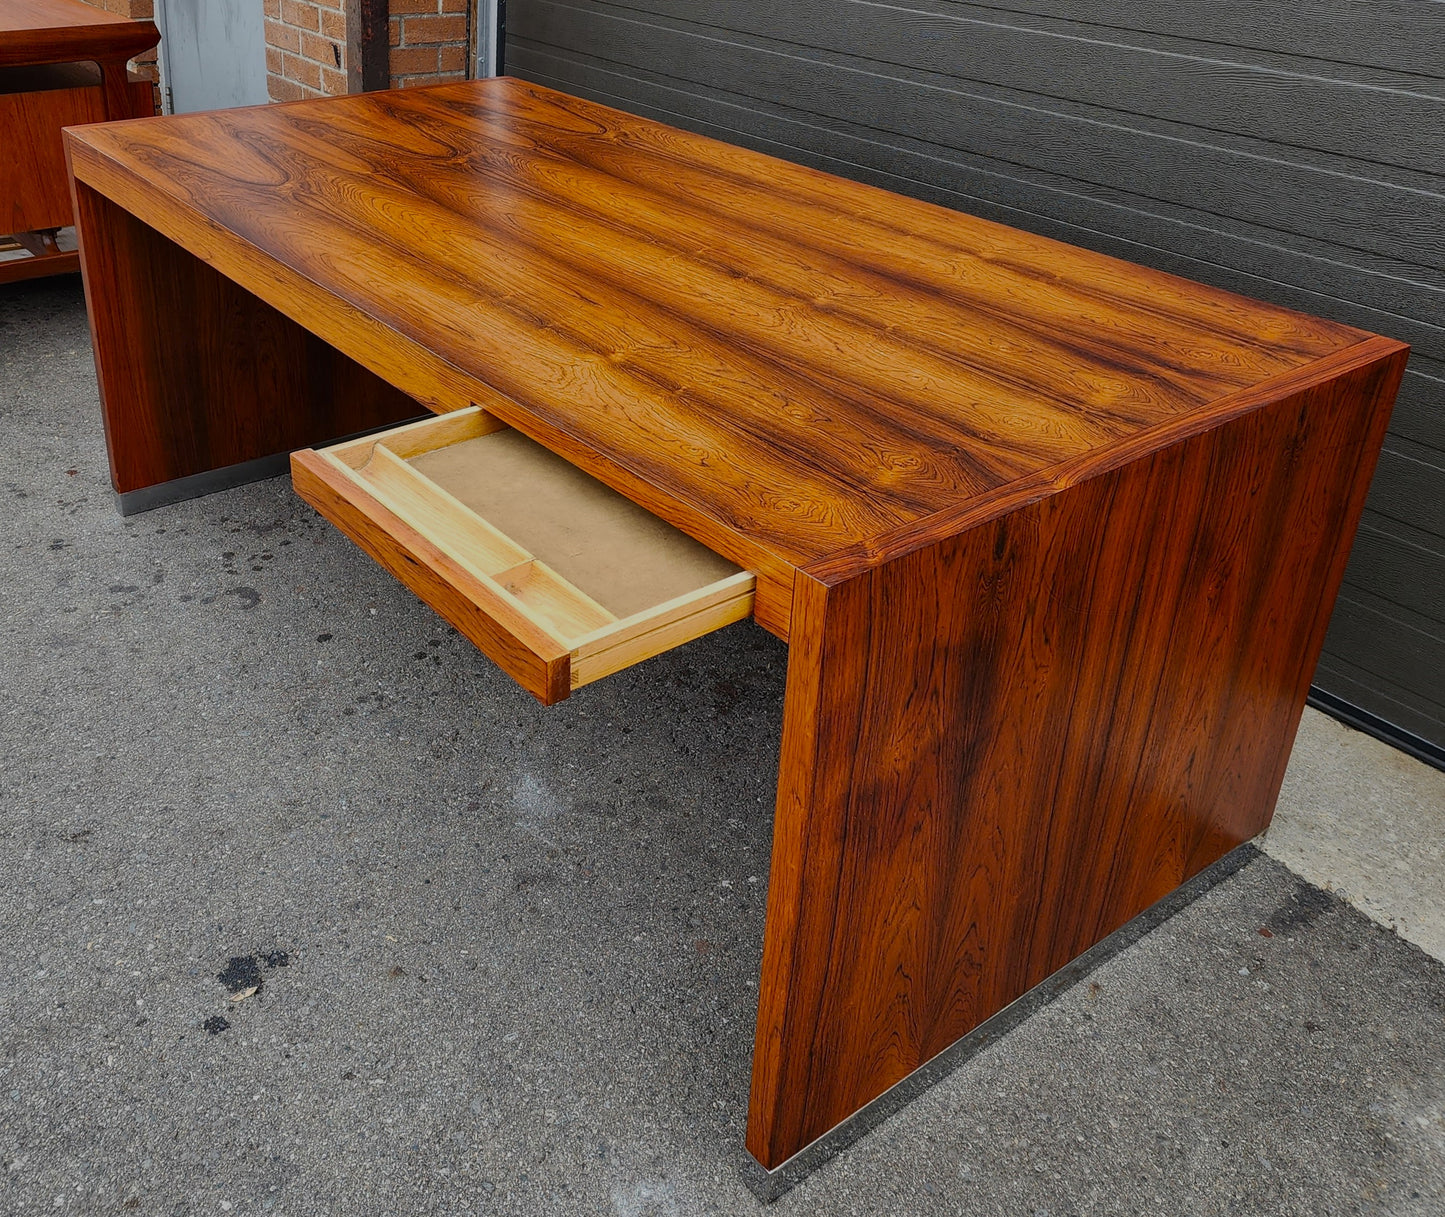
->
[0,0,157,64]
[67,77,1376,573]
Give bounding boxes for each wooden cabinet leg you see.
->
[70,179,420,500]
[97,59,134,122]
[746,346,1405,1170]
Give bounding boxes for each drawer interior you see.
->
[293,408,755,702]
[410,428,739,624]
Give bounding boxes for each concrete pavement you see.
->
[2,275,1442,1216]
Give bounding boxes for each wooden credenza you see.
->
[1,0,156,283]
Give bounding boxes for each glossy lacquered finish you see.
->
[749,339,1406,1164]
[70,181,420,488]
[0,0,158,67]
[64,78,1363,636]
[1,0,156,282]
[3,65,151,230]
[66,77,1408,1171]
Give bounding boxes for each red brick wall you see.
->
[265,0,351,100]
[389,0,470,89]
[84,0,472,107]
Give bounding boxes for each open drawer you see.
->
[291,408,756,704]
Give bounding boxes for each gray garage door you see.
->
[505,0,1445,764]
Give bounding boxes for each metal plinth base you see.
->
[739,841,1261,1203]
[115,450,293,515]
[113,415,429,516]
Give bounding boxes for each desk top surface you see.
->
[0,0,157,64]
[68,78,1372,575]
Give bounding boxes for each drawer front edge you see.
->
[291,448,572,704]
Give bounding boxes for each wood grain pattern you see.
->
[353,444,534,576]
[1,66,151,234]
[0,0,158,69]
[747,339,1407,1167]
[69,179,421,494]
[65,76,1362,641]
[0,0,157,136]
[291,447,574,704]
[567,570,755,689]
[0,243,77,283]
[292,435,756,704]
[513,3,1444,270]
[509,0,1445,755]
[808,338,1410,583]
[66,77,1410,1171]
[1,0,156,280]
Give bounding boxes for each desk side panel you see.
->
[747,343,1406,1168]
[70,179,421,495]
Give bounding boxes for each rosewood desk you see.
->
[65,78,1407,1173]
[1,0,156,282]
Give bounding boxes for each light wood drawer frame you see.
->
[291,408,756,704]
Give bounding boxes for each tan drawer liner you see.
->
[292,408,756,704]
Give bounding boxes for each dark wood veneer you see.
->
[65,79,1360,570]
[70,181,420,493]
[749,339,1406,1164]
[1,0,157,282]
[0,0,159,69]
[65,77,1409,1172]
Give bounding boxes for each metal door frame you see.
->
[151,0,177,112]
[474,0,503,77]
